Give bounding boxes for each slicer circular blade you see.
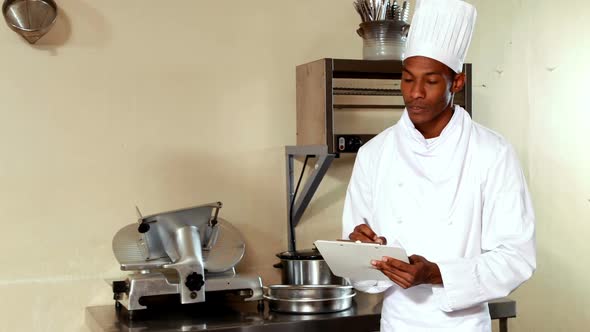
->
[112,224,169,269]
[112,224,149,265]
[203,218,246,273]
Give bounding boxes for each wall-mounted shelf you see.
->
[286,59,475,251]
[296,58,472,154]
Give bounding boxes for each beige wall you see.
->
[468,1,590,331]
[0,0,588,331]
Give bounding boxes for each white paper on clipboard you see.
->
[314,240,409,281]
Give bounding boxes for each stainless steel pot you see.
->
[274,248,345,285]
[264,285,355,314]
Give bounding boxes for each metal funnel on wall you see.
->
[2,0,57,44]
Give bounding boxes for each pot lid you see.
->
[277,248,323,260]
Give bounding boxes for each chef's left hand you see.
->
[371,255,443,289]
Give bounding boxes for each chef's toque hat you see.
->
[404,0,477,73]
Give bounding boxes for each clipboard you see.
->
[314,240,409,281]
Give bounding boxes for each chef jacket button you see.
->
[397,182,404,187]
[447,219,453,225]
[396,218,403,224]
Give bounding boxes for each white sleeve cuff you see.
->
[434,258,484,311]
[431,285,453,312]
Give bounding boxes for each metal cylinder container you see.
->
[274,248,345,285]
[356,20,410,61]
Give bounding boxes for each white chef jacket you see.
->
[342,105,536,331]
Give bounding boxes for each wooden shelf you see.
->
[296,58,473,153]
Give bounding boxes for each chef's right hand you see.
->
[349,224,387,245]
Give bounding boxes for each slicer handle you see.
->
[203,225,220,251]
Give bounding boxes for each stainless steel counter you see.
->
[85,293,516,332]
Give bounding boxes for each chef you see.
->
[343,0,536,331]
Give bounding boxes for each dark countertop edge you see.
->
[85,297,516,332]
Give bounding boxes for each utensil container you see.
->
[357,20,409,60]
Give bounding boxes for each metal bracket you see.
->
[285,145,337,251]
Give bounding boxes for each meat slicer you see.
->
[111,202,263,312]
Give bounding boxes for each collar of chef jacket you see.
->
[396,105,472,183]
[392,105,474,225]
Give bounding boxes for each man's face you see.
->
[401,56,458,126]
